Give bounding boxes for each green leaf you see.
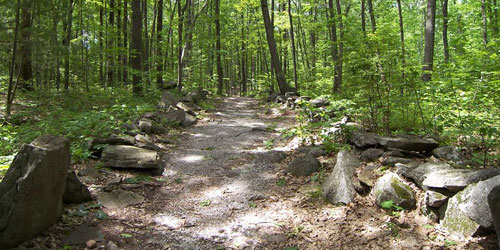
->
[120,233,133,238]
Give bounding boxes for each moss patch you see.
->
[391,177,412,200]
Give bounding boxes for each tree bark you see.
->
[19,0,33,87]
[64,0,74,90]
[442,0,449,63]
[327,0,340,93]
[6,0,21,117]
[108,0,115,87]
[156,0,164,88]
[334,0,343,93]
[215,0,223,95]
[131,0,143,94]
[422,0,436,82]
[397,0,406,82]
[260,0,291,94]
[288,0,298,90]
[123,0,128,85]
[361,0,366,35]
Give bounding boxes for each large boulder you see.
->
[184,89,209,103]
[101,145,161,170]
[286,155,321,176]
[432,146,465,166]
[296,146,328,158]
[181,114,197,127]
[440,176,500,238]
[177,102,197,116]
[155,110,186,126]
[322,151,360,205]
[0,135,70,249]
[372,172,416,210]
[404,162,500,192]
[488,186,500,247]
[63,171,92,204]
[350,131,379,148]
[158,90,179,109]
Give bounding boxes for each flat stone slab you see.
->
[101,145,161,169]
[97,189,145,209]
[404,162,500,192]
[350,131,439,152]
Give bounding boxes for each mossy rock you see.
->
[373,172,416,209]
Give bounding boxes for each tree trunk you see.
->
[260,0,291,94]
[108,0,115,87]
[177,0,183,89]
[422,0,436,82]
[156,0,164,88]
[131,0,143,94]
[288,0,298,90]
[123,0,128,85]
[64,0,74,90]
[397,0,406,82]
[335,0,343,93]
[442,0,449,63]
[100,2,104,84]
[361,0,366,35]
[19,0,33,88]
[327,0,340,93]
[367,0,376,32]
[6,0,21,117]
[215,0,223,95]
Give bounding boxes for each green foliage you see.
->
[386,222,399,237]
[123,176,153,184]
[199,200,212,207]
[380,200,404,212]
[264,138,275,150]
[276,177,287,187]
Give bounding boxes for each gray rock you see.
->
[284,92,299,99]
[64,171,92,204]
[0,135,70,249]
[155,110,186,125]
[309,98,330,108]
[184,89,209,103]
[296,146,328,158]
[377,136,439,152]
[97,189,145,209]
[432,146,465,165]
[383,150,407,158]
[107,241,120,250]
[274,95,285,104]
[349,131,439,152]
[101,145,161,169]
[322,151,360,205]
[350,131,379,148]
[404,162,500,192]
[137,118,154,134]
[425,190,448,208]
[181,114,197,127]
[360,148,384,162]
[381,156,414,167]
[358,169,375,187]
[88,134,136,152]
[372,172,416,210]
[61,226,104,246]
[158,90,178,109]
[162,80,177,90]
[488,185,500,247]
[440,176,500,238]
[177,102,197,116]
[267,93,280,102]
[286,155,321,176]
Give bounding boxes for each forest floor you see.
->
[18,97,496,250]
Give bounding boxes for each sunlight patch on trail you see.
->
[179,155,205,163]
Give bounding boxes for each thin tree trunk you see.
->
[6,0,21,117]
[177,0,184,89]
[123,0,128,85]
[397,0,406,82]
[156,0,164,88]
[422,0,436,82]
[367,0,376,33]
[19,0,33,88]
[443,0,449,63]
[361,0,366,35]
[288,0,298,90]
[327,0,340,93]
[64,0,74,90]
[100,2,104,84]
[131,0,143,94]
[108,0,115,87]
[335,0,343,93]
[260,0,291,94]
[215,0,224,95]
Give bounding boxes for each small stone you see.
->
[425,190,448,208]
[107,241,119,250]
[432,146,465,166]
[381,156,414,167]
[86,240,97,249]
